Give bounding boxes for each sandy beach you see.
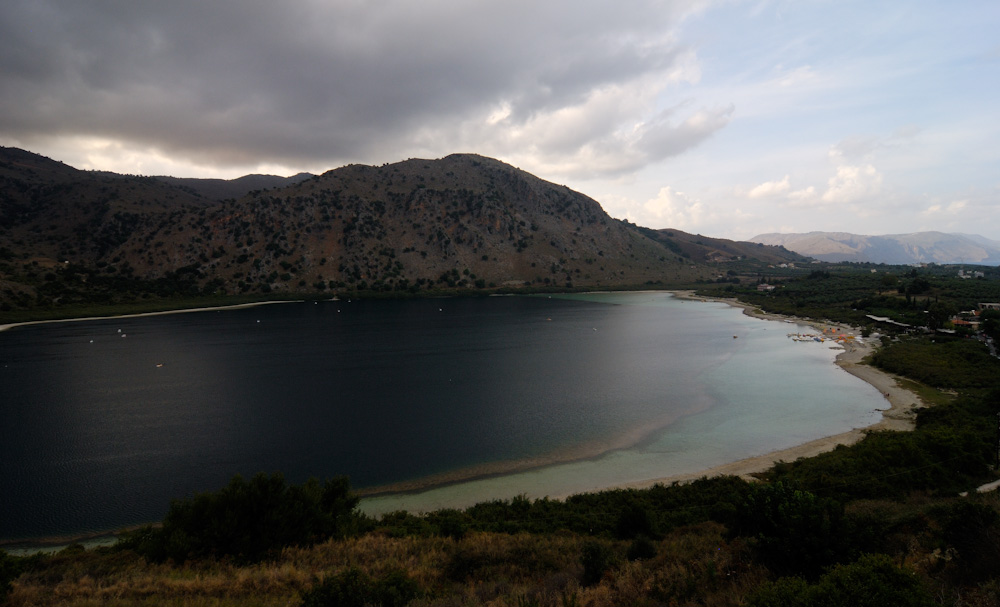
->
[625,292,923,488]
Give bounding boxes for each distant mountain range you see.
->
[152,172,315,200]
[0,147,807,310]
[750,231,1000,265]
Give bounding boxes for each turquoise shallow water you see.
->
[360,293,884,515]
[0,292,885,543]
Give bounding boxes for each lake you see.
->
[0,292,885,544]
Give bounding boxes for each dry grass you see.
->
[7,525,767,607]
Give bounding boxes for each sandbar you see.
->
[0,299,301,333]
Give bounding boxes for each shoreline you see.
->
[2,290,925,552]
[356,391,718,499]
[629,291,922,487]
[320,291,924,499]
[0,299,303,333]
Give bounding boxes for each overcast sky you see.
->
[2,1,998,240]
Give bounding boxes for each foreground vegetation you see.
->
[3,266,1000,606]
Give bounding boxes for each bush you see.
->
[625,535,657,561]
[580,540,615,587]
[929,500,1000,583]
[615,501,657,540]
[425,508,470,539]
[1,550,23,602]
[121,473,361,562]
[301,567,371,607]
[300,567,421,607]
[731,482,844,578]
[748,554,934,607]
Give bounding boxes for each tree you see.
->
[926,301,955,330]
[748,554,935,607]
[121,473,361,562]
[981,309,1000,342]
[732,482,844,578]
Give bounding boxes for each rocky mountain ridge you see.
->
[751,231,1000,265]
[1,147,802,310]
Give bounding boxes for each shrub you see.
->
[615,501,657,540]
[929,499,1000,583]
[731,482,844,579]
[748,554,934,607]
[580,540,615,587]
[300,567,421,607]
[425,508,470,539]
[121,473,361,562]
[625,535,657,561]
[0,550,23,602]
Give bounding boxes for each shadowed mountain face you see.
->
[1,147,802,308]
[108,154,717,293]
[0,147,213,262]
[644,228,810,265]
[750,231,1000,265]
[0,149,718,298]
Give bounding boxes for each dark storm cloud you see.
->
[0,0,714,171]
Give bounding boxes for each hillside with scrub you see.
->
[0,147,807,321]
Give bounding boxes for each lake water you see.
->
[0,292,886,544]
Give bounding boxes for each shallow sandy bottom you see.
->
[626,293,921,487]
[356,292,925,517]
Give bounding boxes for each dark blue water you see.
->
[1,294,742,542]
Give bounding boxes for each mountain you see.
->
[0,147,319,267]
[109,153,714,294]
[1,147,802,311]
[750,231,1000,265]
[0,147,212,263]
[641,228,809,265]
[152,172,315,201]
[957,233,1000,250]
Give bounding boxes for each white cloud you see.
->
[921,199,968,217]
[638,186,709,230]
[787,186,817,202]
[448,59,734,181]
[821,164,883,204]
[747,175,790,198]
